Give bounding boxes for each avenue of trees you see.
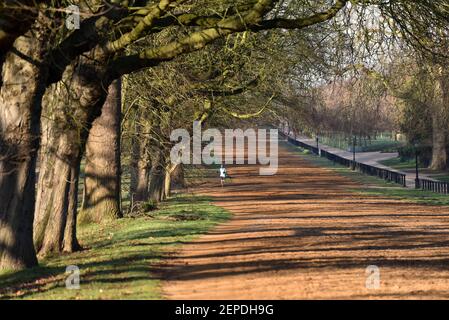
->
[282,3,449,171]
[290,51,449,170]
[0,0,448,271]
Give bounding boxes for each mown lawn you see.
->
[0,194,230,300]
[380,157,449,183]
[282,141,449,207]
[379,157,418,170]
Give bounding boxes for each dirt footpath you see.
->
[160,144,449,299]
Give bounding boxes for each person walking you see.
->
[219,165,227,187]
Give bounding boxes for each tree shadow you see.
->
[0,195,225,299]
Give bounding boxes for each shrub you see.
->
[398,145,432,166]
[142,199,158,212]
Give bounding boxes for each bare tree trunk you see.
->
[34,47,111,256]
[430,66,449,171]
[430,113,447,170]
[149,171,165,202]
[34,89,59,253]
[130,135,139,198]
[163,163,182,199]
[149,151,166,203]
[130,130,152,203]
[34,124,84,255]
[135,153,152,202]
[164,165,172,200]
[79,79,122,224]
[63,156,82,252]
[0,21,48,270]
[171,164,186,188]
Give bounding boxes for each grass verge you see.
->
[0,194,230,300]
[380,157,449,182]
[282,141,449,207]
[379,157,418,170]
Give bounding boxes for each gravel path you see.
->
[160,144,449,299]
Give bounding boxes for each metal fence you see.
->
[354,162,406,186]
[281,132,407,187]
[416,178,449,194]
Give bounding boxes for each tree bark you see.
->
[33,47,111,256]
[163,163,182,199]
[135,152,152,202]
[164,165,172,200]
[130,124,152,203]
[33,111,84,255]
[0,20,48,270]
[63,156,82,252]
[149,171,165,203]
[79,79,122,224]
[149,151,166,203]
[130,135,139,198]
[430,65,449,171]
[430,113,447,170]
[171,163,186,189]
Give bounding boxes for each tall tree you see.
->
[0,13,50,269]
[33,47,110,256]
[80,79,123,224]
[430,64,449,170]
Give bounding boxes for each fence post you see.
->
[284,133,414,188]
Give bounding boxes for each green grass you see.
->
[358,140,402,153]
[431,175,449,183]
[282,141,449,207]
[379,157,418,170]
[319,135,402,153]
[380,157,449,183]
[0,194,230,300]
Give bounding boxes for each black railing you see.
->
[354,162,406,186]
[281,131,406,187]
[416,178,449,194]
[286,136,319,154]
[320,149,353,168]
